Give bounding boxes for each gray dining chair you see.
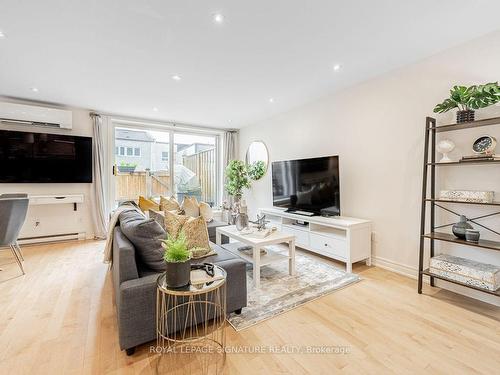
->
[0,196,29,274]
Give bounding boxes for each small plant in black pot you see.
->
[434,82,500,123]
[161,231,191,288]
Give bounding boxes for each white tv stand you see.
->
[260,208,372,272]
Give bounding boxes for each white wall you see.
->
[239,30,500,304]
[0,97,96,240]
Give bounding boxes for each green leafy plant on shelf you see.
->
[161,231,191,263]
[434,82,500,113]
[225,160,251,199]
[247,160,266,180]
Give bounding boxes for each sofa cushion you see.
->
[199,201,214,222]
[181,196,200,217]
[119,210,167,272]
[160,195,180,212]
[138,196,160,212]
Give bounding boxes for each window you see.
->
[113,125,220,208]
[174,133,218,207]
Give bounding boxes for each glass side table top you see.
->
[156,264,227,296]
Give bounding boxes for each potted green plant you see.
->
[247,160,266,180]
[434,82,500,123]
[161,231,191,288]
[118,162,137,173]
[225,160,251,203]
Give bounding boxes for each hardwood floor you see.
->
[0,240,499,374]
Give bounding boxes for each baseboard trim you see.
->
[18,232,86,245]
[371,256,417,279]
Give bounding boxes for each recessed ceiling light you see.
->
[0,31,5,39]
[30,87,39,92]
[171,75,182,81]
[153,107,159,112]
[269,98,275,103]
[333,64,342,72]
[213,13,224,24]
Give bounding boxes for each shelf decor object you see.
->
[465,229,480,243]
[429,254,500,292]
[451,215,473,239]
[436,139,455,163]
[418,116,500,298]
[439,190,494,203]
[472,135,497,155]
[437,139,455,163]
[433,82,500,124]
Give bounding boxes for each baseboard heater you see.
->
[18,232,86,245]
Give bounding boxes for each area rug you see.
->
[227,250,360,331]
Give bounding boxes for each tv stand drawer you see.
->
[310,233,347,258]
[281,225,309,247]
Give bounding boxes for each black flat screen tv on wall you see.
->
[272,155,340,216]
[0,129,93,183]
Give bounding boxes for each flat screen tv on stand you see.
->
[271,155,340,217]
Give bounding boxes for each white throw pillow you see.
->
[181,196,200,217]
[199,202,214,222]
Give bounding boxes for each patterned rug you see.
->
[227,250,360,331]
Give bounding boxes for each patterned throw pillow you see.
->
[164,210,188,239]
[182,196,200,217]
[163,210,212,257]
[160,195,180,212]
[199,201,214,222]
[181,216,211,252]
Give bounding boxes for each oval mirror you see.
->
[246,141,269,180]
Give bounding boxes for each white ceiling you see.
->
[1,1,500,129]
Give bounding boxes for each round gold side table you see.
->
[156,265,227,374]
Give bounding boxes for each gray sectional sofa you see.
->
[111,209,247,355]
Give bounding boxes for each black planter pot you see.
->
[456,110,475,123]
[165,260,191,288]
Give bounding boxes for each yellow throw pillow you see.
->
[160,195,180,212]
[182,196,200,217]
[138,196,160,213]
[199,201,214,222]
[164,210,188,239]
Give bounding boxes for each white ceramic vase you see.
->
[436,139,455,163]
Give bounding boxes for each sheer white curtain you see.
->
[90,113,108,239]
[222,130,238,202]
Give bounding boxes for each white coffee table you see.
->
[216,225,296,288]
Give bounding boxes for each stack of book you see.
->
[460,154,500,162]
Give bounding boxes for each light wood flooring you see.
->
[0,240,499,374]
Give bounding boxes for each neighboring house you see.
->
[116,129,215,172]
[115,129,154,171]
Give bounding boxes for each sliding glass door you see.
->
[173,132,218,207]
[110,122,220,208]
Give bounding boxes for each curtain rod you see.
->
[90,111,238,133]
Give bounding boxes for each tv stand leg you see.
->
[346,262,352,273]
[365,257,372,266]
